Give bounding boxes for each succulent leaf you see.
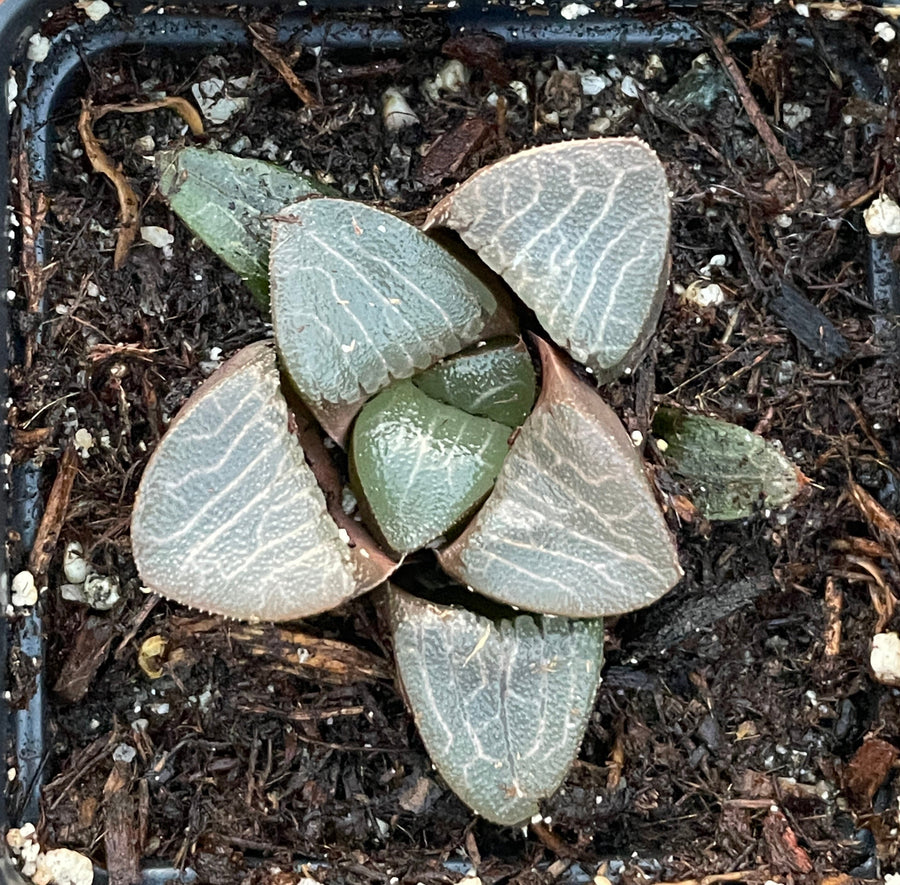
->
[131,342,392,622]
[412,338,537,428]
[652,407,802,520]
[425,138,670,381]
[270,198,498,443]
[439,339,682,617]
[351,381,511,554]
[157,147,330,306]
[388,586,604,826]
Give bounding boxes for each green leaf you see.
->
[412,338,537,428]
[131,342,394,622]
[270,198,497,441]
[425,138,670,382]
[157,147,330,307]
[440,339,682,617]
[351,381,511,555]
[388,586,603,826]
[652,407,802,520]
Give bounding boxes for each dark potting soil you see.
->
[5,3,900,883]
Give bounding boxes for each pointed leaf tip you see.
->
[388,586,603,826]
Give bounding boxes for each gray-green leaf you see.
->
[351,381,511,554]
[412,338,536,428]
[388,586,604,826]
[425,138,670,382]
[440,339,682,617]
[652,407,802,520]
[158,147,330,307]
[270,198,498,440]
[131,342,392,622]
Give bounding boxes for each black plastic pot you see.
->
[1,1,898,882]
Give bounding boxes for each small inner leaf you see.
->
[351,381,511,555]
[131,342,392,622]
[440,339,682,617]
[425,138,670,381]
[412,338,537,428]
[157,147,330,306]
[388,586,604,827]
[270,198,497,438]
[653,407,802,520]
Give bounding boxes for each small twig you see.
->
[807,1,900,17]
[115,593,162,659]
[652,872,757,885]
[78,100,141,270]
[841,396,888,459]
[530,821,571,856]
[709,33,809,199]
[239,703,364,722]
[21,392,78,429]
[249,23,319,107]
[78,96,203,269]
[844,554,897,632]
[823,576,843,660]
[91,96,204,135]
[15,151,56,370]
[103,760,142,885]
[638,90,726,166]
[28,444,79,583]
[848,480,900,544]
[725,217,768,293]
[88,342,160,363]
[662,340,753,397]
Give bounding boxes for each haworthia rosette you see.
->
[412,338,537,428]
[157,147,330,307]
[270,198,497,442]
[388,586,604,826]
[652,407,802,520]
[440,339,682,617]
[351,381,511,554]
[425,138,670,381]
[131,342,393,622]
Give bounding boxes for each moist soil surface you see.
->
[5,2,900,883]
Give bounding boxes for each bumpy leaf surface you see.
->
[412,339,537,428]
[388,586,604,826]
[425,138,670,381]
[653,407,802,520]
[270,198,497,420]
[158,147,328,306]
[131,342,387,622]
[352,382,511,554]
[440,339,682,617]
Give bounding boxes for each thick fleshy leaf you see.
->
[131,342,393,622]
[412,338,537,428]
[270,198,497,442]
[351,381,511,554]
[652,407,802,520]
[439,339,682,617]
[157,147,330,307]
[388,586,604,826]
[425,138,670,381]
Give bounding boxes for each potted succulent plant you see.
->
[4,2,892,883]
[129,138,685,824]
